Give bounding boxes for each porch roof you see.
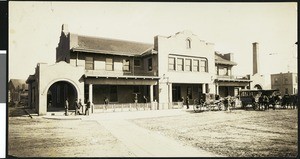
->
[215,78,251,82]
[216,78,251,87]
[84,74,160,80]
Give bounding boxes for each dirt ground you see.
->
[8,106,298,157]
[132,109,298,157]
[8,107,134,157]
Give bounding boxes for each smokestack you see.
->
[252,42,259,75]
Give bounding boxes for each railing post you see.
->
[129,103,131,111]
[113,104,115,112]
[121,104,123,112]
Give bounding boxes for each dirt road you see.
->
[8,107,297,157]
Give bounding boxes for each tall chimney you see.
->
[252,42,259,75]
[62,24,69,35]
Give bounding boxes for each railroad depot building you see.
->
[27,24,250,115]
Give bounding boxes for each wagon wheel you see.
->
[218,102,224,111]
[193,103,202,113]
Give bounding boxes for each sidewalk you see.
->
[88,109,222,157]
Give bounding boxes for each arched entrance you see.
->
[47,81,78,112]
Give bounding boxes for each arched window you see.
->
[186,38,191,49]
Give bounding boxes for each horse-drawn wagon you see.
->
[193,93,225,112]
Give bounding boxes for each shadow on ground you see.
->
[8,106,29,117]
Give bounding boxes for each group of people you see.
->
[64,98,92,116]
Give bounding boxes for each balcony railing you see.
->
[217,75,249,80]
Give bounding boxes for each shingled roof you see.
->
[72,35,154,56]
[215,53,237,66]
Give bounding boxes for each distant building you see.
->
[8,79,28,105]
[271,72,298,95]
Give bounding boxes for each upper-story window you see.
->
[200,59,208,72]
[274,77,278,84]
[185,59,192,71]
[284,77,288,84]
[177,58,184,71]
[168,57,176,71]
[148,58,152,71]
[186,38,191,49]
[134,59,141,67]
[106,58,114,71]
[215,66,218,75]
[295,76,297,83]
[85,57,94,70]
[123,59,130,72]
[193,59,199,72]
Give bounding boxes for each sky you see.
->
[9,2,297,86]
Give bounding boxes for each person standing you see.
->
[104,97,109,110]
[74,98,79,116]
[65,98,69,116]
[186,95,190,109]
[78,99,83,114]
[85,99,91,115]
[134,94,138,110]
[143,96,148,103]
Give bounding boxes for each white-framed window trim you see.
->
[168,55,208,73]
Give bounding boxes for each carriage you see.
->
[239,89,280,110]
[193,93,225,113]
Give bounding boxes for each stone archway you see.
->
[47,81,78,112]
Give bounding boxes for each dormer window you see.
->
[186,38,191,49]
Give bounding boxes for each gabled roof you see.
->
[72,35,154,56]
[215,53,237,66]
[9,79,28,90]
[26,75,35,83]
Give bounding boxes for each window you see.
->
[134,59,141,67]
[110,86,118,102]
[193,59,199,72]
[168,57,176,71]
[85,57,94,70]
[123,59,130,72]
[295,76,297,83]
[187,87,192,99]
[215,66,218,75]
[148,58,152,71]
[200,59,207,72]
[106,58,113,71]
[274,77,278,84]
[177,58,184,71]
[186,38,191,49]
[284,77,288,84]
[133,86,140,93]
[285,88,289,94]
[185,59,192,71]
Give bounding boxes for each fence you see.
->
[92,102,184,113]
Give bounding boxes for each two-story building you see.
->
[26,24,248,115]
[27,24,159,115]
[155,30,215,107]
[271,72,298,95]
[214,52,251,97]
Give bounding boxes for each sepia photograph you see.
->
[8,2,297,157]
